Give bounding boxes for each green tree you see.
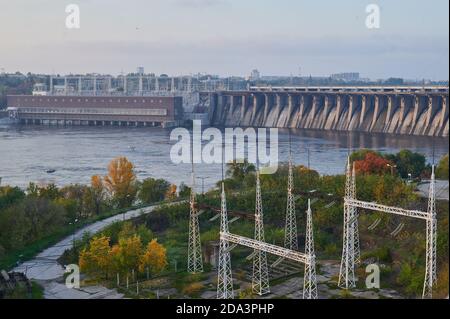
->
[393,150,427,179]
[0,205,31,251]
[226,159,256,180]
[27,183,60,200]
[59,184,90,219]
[178,182,191,198]
[138,178,170,204]
[0,186,25,210]
[350,149,382,162]
[436,154,449,180]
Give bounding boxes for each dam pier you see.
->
[208,86,449,137]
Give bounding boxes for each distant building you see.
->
[32,83,48,96]
[249,69,261,81]
[331,72,360,82]
[137,67,145,75]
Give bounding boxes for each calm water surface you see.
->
[0,123,448,190]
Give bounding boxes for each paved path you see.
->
[13,203,179,299]
[417,180,449,201]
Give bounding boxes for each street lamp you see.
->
[386,163,397,176]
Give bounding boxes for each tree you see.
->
[79,236,112,278]
[21,197,67,242]
[350,149,382,162]
[392,150,427,179]
[103,157,137,208]
[118,222,135,240]
[59,184,90,219]
[138,178,170,204]
[165,184,177,200]
[90,175,106,215]
[178,183,191,198]
[26,183,60,200]
[139,239,168,275]
[136,224,153,246]
[354,152,391,175]
[0,186,25,210]
[0,205,31,251]
[113,235,143,275]
[436,154,449,180]
[226,159,256,180]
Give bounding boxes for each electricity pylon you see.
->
[352,163,361,264]
[187,165,203,274]
[217,182,234,299]
[284,150,298,251]
[423,165,437,299]
[252,170,270,296]
[338,157,356,289]
[303,199,318,299]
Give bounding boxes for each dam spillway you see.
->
[207,86,449,137]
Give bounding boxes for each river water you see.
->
[0,123,448,190]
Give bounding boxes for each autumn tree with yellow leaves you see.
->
[79,222,168,280]
[90,175,106,215]
[165,184,177,201]
[114,235,143,274]
[103,157,137,208]
[139,239,168,276]
[79,236,112,279]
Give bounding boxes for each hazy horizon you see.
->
[0,0,448,80]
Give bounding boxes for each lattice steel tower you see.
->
[217,182,234,299]
[338,157,356,289]
[187,164,203,274]
[284,146,298,251]
[351,163,361,264]
[303,199,318,299]
[423,165,437,299]
[252,169,271,296]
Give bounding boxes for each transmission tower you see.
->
[303,199,318,299]
[338,157,356,289]
[284,142,298,251]
[217,182,234,299]
[423,165,437,299]
[252,170,270,296]
[187,164,203,274]
[352,163,361,264]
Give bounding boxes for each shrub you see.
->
[182,282,204,297]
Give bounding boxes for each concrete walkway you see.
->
[13,203,178,299]
[417,180,449,201]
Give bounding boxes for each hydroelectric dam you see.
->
[206,86,449,137]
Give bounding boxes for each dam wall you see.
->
[207,87,449,137]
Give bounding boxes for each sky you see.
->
[0,0,448,80]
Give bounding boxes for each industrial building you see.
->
[6,94,183,128]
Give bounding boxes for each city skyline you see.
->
[0,0,449,80]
